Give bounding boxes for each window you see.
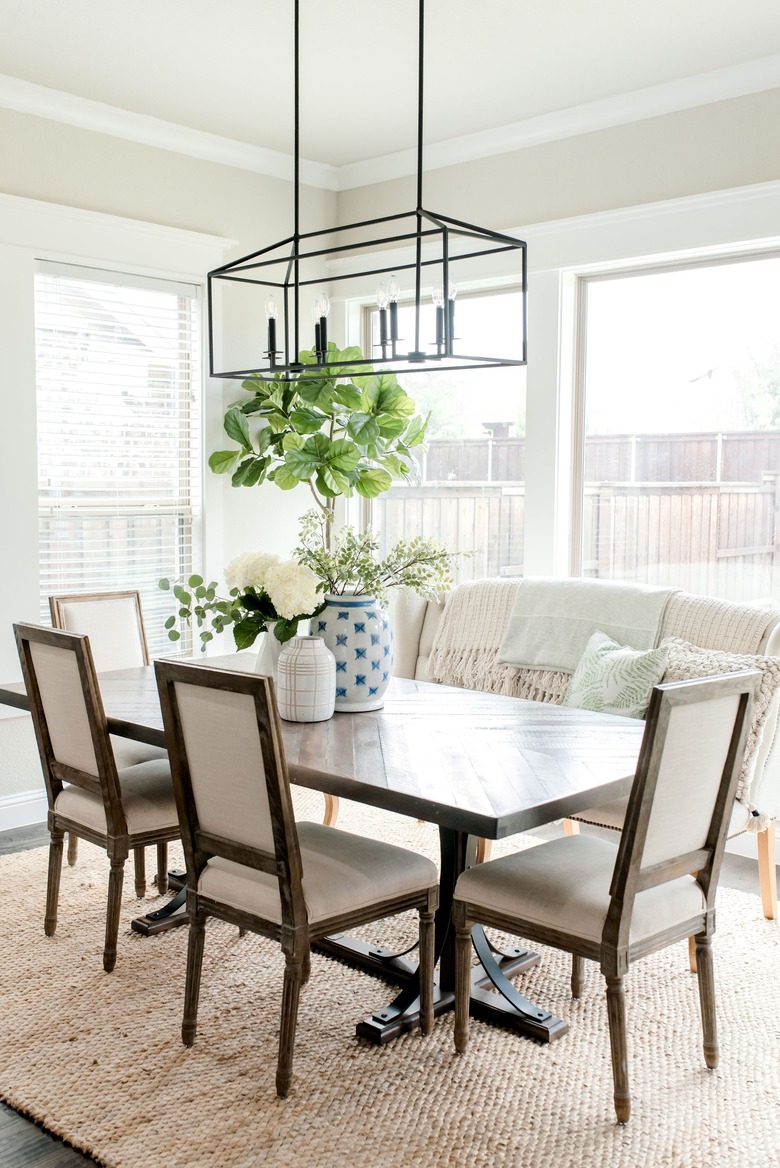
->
[34,263,201,654]
[577,254,780,605]
[368,288,526,578]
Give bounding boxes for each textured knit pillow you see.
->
[562,631,669,719]
[660,636,780,807]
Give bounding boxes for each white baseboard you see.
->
[0,788,47,832]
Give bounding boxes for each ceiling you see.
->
[2,0,780,177]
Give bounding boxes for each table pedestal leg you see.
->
[317,828,569,1045]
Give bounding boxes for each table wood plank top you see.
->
[1,654,645,841]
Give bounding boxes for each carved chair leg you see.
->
[571,953,584,998]
[45,829,64,937]
[323,794,339,827]
[156,842,168,896]
[182,908,207,1047]
[474,838,492,864]
[453,913,472,1054]
[695,935,718,1069]
[66,832,79,867]
[276,953,305,1098]
[301,947,311,985]
[757,821,777,921]
[103,857,125,973]
[133,847,146,898]
[563,819,580,836]
[418,905,435,1036]
[688,935,698,973]
[605,974,631,1124]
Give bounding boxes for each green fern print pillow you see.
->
[562,631,669,719]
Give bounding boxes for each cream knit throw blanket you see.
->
[426,579,570,702]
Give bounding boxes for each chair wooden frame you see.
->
[15,622,179,972]
[155,658,438,1098]
[49,589,157,879]
[453,672,758,1124]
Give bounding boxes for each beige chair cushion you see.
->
[455,834,705,946]
[198,821,438,926]
[110,737,167,769]
[55,759,177,836]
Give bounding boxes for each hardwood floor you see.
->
[0,822,776,1167]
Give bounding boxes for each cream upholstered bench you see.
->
[391,579,780,920]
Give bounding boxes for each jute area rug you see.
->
[1,792,779,1168]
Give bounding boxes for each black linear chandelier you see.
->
[207,0,527,382]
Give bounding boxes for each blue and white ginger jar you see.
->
[315,594,393,712]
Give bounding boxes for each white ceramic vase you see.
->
[275,635,336,723]
[254,621,282,678]
[314,594,393,712]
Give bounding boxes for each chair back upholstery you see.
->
[14,623,125,831]
[154,660,306,929]
[49,591,150,673]
[604,671,759,949]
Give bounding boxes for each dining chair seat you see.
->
[55,758,179,838]
[199,820,438,927]
[110,737,167,770]
[455,832,706,949]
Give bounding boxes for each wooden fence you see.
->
[422,430,780,485]
[378,431,780,604]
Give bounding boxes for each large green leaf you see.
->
[284,446,323,481]
[270,464,300,490]
[297,379,336,411]
[282,431,306,451]
[376,415,408,440]
[355,467,392,498]
[232,614,265,651]
[403,412,429,447]
[224,408,252,450]
[318,465,352,496]
[332,382,363,410]
[208,449,241,475]
[346,412,381,446]
[327,437,361,472]
[290,407,328,434]
[241,376,271,396]
[231,456,269,487]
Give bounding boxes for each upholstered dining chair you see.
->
[452,671,758,1124]
[49,589,170,889]
[154,658,439,1098]
[15,622,180,972]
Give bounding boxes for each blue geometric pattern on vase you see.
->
[318,594,394,712]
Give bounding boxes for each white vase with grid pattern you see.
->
[275,635,336,722]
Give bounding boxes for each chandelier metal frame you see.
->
[206,0,527,382]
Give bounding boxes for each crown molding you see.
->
[336,53,780,190]
[0,74,339,191]
[1,53,779,195]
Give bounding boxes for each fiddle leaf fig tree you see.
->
[208,343,428,536]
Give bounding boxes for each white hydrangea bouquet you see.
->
[159,551,323,651]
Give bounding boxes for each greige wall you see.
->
[0,106,335,258]
[338,89,780,232]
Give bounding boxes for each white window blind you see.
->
[34,263,201,655]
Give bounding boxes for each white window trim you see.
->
[517,179,780,577]
[0,193,234,682]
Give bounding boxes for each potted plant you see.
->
[293,509,457,712]
[159,553,323,673]
[207,343,428,542]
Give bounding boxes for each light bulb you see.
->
[388,274,400,303]
[265,293,278,320]
[317,291,330,318]
[311,299,321,322]
[432,284,444,308]
[376,282,388,310]
[447,279,457,302]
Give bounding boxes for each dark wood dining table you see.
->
[0,653,645,1046]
